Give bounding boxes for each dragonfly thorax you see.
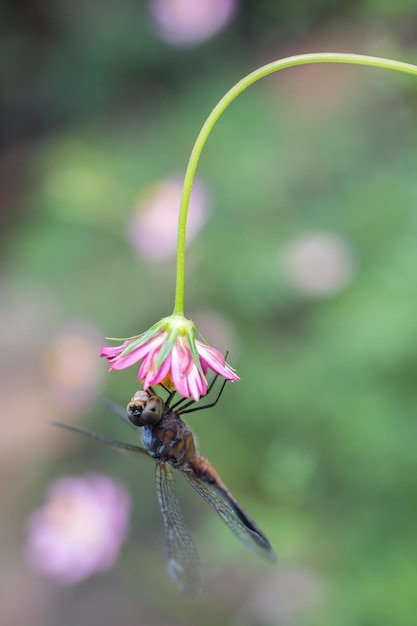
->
[141,408,198,466]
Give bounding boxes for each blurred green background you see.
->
[1,0,417,625]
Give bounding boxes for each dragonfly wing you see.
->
[183,470,276,563]
[102,397,139,432]
[51,421,151,459]
[155,461,203,600]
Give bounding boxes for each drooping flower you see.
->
[26,474,130,585]
[100,314,239,402]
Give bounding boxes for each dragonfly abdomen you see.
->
[189,454,275,558]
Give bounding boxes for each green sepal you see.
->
[185,325,205,378]
[118,321,165,358]
[105,335,140,342]
[154,325,178,370]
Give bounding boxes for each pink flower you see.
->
[100,315,239,402]
[26,474,130,585]
[43,321,103,408]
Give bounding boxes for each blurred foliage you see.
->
[2,1,417,625]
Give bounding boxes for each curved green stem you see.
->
[172,52,417,316]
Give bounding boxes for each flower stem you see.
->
[172,52,417,316]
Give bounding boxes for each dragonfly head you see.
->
[127,390,165,427]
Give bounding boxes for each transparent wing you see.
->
[183,470,276,563]
[155,461,203,600]
[51,421,151,459]
[103,397,139,432]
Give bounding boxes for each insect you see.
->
[52,378,276,599]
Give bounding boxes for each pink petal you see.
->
[137,349,155,381]
[170,348,191,398]
[172,370,190,398]
[100,343,130,362]
[196,340,240,381]
[107,346,148,370]
[106,333,166,371]
[100,345,124,359]
[186,364,207,402]
[173,337,193,375]
[139,336,170,384]
[143,352,172,387]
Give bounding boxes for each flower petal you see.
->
[196,340,240,381]
[170,345,191,398]
[104,333,166,371]
[186,363,207,402]
[144,352,172,388]
[100,342,130,361]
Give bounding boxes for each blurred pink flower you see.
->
[150,0,239,47]
[43,322,103,407]
[280,232,355,297]
[26,475,130,585]
[241,566,326,624]
[101,315,239,402]
[128,177,209,262]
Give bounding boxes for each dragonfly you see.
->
[52,378,276,599]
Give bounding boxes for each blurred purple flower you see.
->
[279,231,355,298]
[128,177,210,262]
[26,474,130,585]
[150,0,239,47]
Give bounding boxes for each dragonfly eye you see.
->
[127,401,146,427]
[141,397,164,425]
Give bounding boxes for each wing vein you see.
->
[155,462,203,600]
[183,469,276,563]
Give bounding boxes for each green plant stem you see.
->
[172,52,417,316]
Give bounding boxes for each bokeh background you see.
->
[1,1,417,625]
